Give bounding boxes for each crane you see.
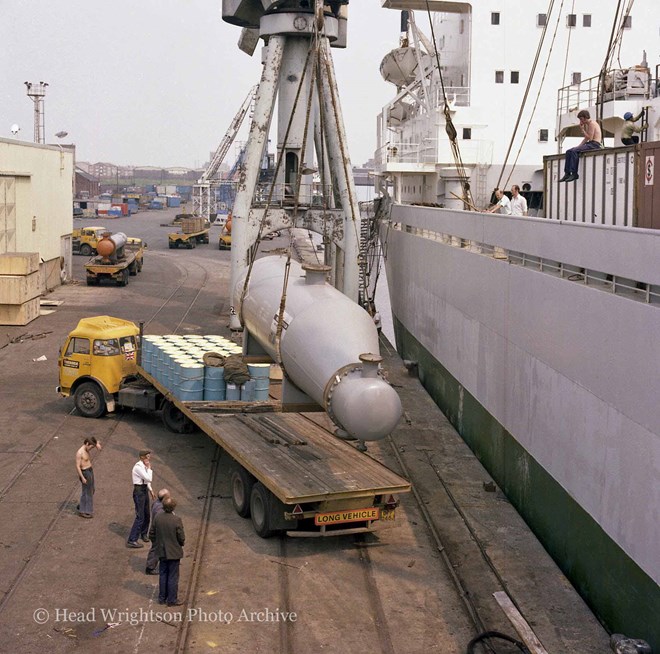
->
[192,85,257,221]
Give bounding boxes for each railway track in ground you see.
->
[0,252,217,622]
[162,410,508,654]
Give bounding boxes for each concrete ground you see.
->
[0,207,610,653]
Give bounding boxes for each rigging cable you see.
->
[560,0,576,96]
[495,0,559,190]
[423,1,474,209]
[237,43,316,342]
[596,0,626,125]
[501,0,567,188]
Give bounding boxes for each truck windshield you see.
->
[93,339,120,356]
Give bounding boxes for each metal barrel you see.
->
[204,365,226,401]
[177,363,204,401]
[225,382,240,401]
[241,379,256,401]
[248,363,271,400]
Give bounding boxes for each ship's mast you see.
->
[222,0,361,330]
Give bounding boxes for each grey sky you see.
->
[1,1,402,168]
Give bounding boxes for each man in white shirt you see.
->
[487,189,512,215]
[510,185,528,216]
[127,449,156,548]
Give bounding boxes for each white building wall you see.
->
[0,138,73,286]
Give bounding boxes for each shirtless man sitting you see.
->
[76,437,102,518]
[560,109,603,182]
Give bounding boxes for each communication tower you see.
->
[24,81,49,144]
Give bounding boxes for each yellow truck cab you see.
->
[58,316,140,417]
[72,226,108,256]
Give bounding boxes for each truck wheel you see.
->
[74,382,106,418]
[137,259,143,272]
[231,468,256,518]
[86,277,98,286]
[169,242,176,249]
[161,400,194,434]
[250,483,276,538]
[129,262,137,276]
[79,244,93,257]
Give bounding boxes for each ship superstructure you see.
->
[376,1,660,209]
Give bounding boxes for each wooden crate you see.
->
[0,252,39,276]
[0,271,43,304]
[0,297,40,326]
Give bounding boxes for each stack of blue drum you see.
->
[140,334,271,402]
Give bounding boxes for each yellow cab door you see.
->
[59,336,92,393]
[90,335,138,393]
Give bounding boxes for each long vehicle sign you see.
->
[314,507,380,526]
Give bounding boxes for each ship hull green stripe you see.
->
[393,315,659,649]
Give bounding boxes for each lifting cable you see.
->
[614,0,636,68]
[423,0,474,209]
[274,14,326,350]
[560,0,576,99]
[501,0,567,188]
[237,43,316,343]
[319,40,362,256]
[495,0,560,190]
[240,5,331,357]
[597,0,628,125]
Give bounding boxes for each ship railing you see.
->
[389,221,659,305]
[376,141,439,166]
[403,86,470,121]
[374,139,493,170]
[557,67,655,115]
[252,182,333,208]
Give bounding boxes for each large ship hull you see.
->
[381,202,660,646]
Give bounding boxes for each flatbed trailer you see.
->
[168,228,210,249]
[132,366,411,537]
[85,250,142,286]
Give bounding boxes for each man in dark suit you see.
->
[149,496,185,606]
[145,488,169,575]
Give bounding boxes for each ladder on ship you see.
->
[474,164,489,210]
[358,201,381,315]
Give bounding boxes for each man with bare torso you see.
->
[75,436,102,518]
[560,109,603,182]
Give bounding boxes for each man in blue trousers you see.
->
[126,449,155,548]
[560,109,602,182]
[149,496,186,607]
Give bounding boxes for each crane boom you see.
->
[201,85,257,183]
[192,85,258,221]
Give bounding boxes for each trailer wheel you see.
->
[161,400,194,434]
[79,244,93,257]
[118,269,129,286]
[231,468,256,518]
[74,382,106,418]
[250,483,277,538]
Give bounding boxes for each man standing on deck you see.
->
[560,109,602,182]
[510,185,528,216]
[487,189,512,215]
[127,449,155,548]
[75,436,102,518]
